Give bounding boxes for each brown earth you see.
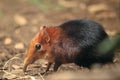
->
[0,0,120,80]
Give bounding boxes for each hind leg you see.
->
[53,62,61,72]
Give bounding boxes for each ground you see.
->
[0,0,120,80]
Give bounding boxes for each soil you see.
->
[0,0,120,80]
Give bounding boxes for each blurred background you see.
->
[0,0,120,80]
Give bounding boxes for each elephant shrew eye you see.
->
[35,43,41,50]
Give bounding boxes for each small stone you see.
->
[106,30,117,36]
[88,4,109,14]
[4,37,12,45]
[3,74,17,79]
[96,11,117,19]
[58,0,78,8]
[14,43,24,49]
[113,58,119,63]
[12,65,21,69]
[11,69,24,75]
[14,14,27,26]
[0,52,6,58]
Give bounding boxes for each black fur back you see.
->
[58,19,114,67]
[59,19,108,48]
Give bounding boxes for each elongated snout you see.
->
[23,62,28,72]
[23,57,30,72]
[23,56,35,72]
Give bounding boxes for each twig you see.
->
[2,54,44,80]
[3,55,22,74]
[39,73,45,80]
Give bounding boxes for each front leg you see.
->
[45,62,52,73]
[53,62,61,72]
[41,62,52,75]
